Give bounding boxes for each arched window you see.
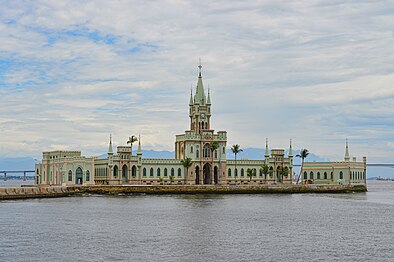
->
[228,168,232,177]
[205,122,208,129]
[241,168,244,177]
[269,167,273,176]
[132,166,137,177]
[157,168,161,177]
[331,172,333,180]
[259,169,263,177]
[324,172,327,179]
[86,170,90,181]
[198,122,201,130]
[177,168,181,177]
[143,168,147,177]
[340,171,343,179]
[171,168,175,176]
[303,171,307,180]
[203,144,210,158]
[191,146,193,153]
[235,168,238,176]
[68,170,72,181]
[113,165,118,177]
[164,168,168,177]
[215,150,217,159]
[223,147,225,154]
[253,168,257,176]
[196,150,199,158]
[310,171,314,180]
[150,168,154,177]
[122,165,128,178]
[317,172,320,179]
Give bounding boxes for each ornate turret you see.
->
[207,88,211,105]
[189,88,193,106]
[137,135,142,155]
[344,138,350,162]
[108,134,113,156]
[289,139,293,158]
[265,138,270,159]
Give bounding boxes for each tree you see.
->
[261,164,269,182]
[247,168,256,182]
[180,157,193,184]
[169,175,175,184]
[158,177,164,185]
[296,149,309,184]
[210,141,219,184]
[126,135,138,155]
[231,144,243,183]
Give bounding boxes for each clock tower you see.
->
[175,63,227,185]
[189,63,211,133]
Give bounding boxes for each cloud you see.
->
[0,0,393,163]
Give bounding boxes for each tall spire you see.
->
[189,86,193,105]
[265,138,269,158]
[194,60,206,105]
[137,134,142,155]
[207,87,211,105]
[108,134,113,155]
[344,138,350,162]
[289,139,293,157]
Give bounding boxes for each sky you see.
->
[0,0,393,163]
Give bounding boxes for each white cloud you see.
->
[0,0,393,163]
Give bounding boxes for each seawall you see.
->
[0,184,367,200]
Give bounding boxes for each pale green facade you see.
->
[301,142,367,185]
[35,64,364,186]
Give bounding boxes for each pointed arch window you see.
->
[324,172,327,179]
[171,168,175,176]
[228,168,232,177]
[86,170,90,181]
[157,168,161,177]
[340,171,343,179]
[150,168,154,177]
[143,168,147,177]
[164,168,168,177]
[68,170,72,181]
[177,168,182,177]
[310,171,314,180]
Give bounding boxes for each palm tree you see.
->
[231,144,243,183]
[210,141,219,184]
[247,168,256,182]
[261,164,269,182]
[180,157,193,184]
[169,175,175,184]
[127,135,138,155]
[296,149,309,184]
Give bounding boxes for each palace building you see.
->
[34,65,365,186]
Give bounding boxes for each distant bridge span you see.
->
[0,170,35,181]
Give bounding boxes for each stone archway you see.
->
[214,166,218,184]
[195,166,200,185]
[122,164,128,183]
[203,163,211,184]
[76,167,83,185]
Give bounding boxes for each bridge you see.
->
[0,170,35,181]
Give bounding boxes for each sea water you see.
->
[0,181,393,261]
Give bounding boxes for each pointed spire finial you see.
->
[265,138,269,157]
[344,137,350,162]
[137,134,142,155]
[289,139,293,157]
[198,58,202,77]
[108,133,113,155]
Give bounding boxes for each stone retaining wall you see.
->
[0,184,367,200]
